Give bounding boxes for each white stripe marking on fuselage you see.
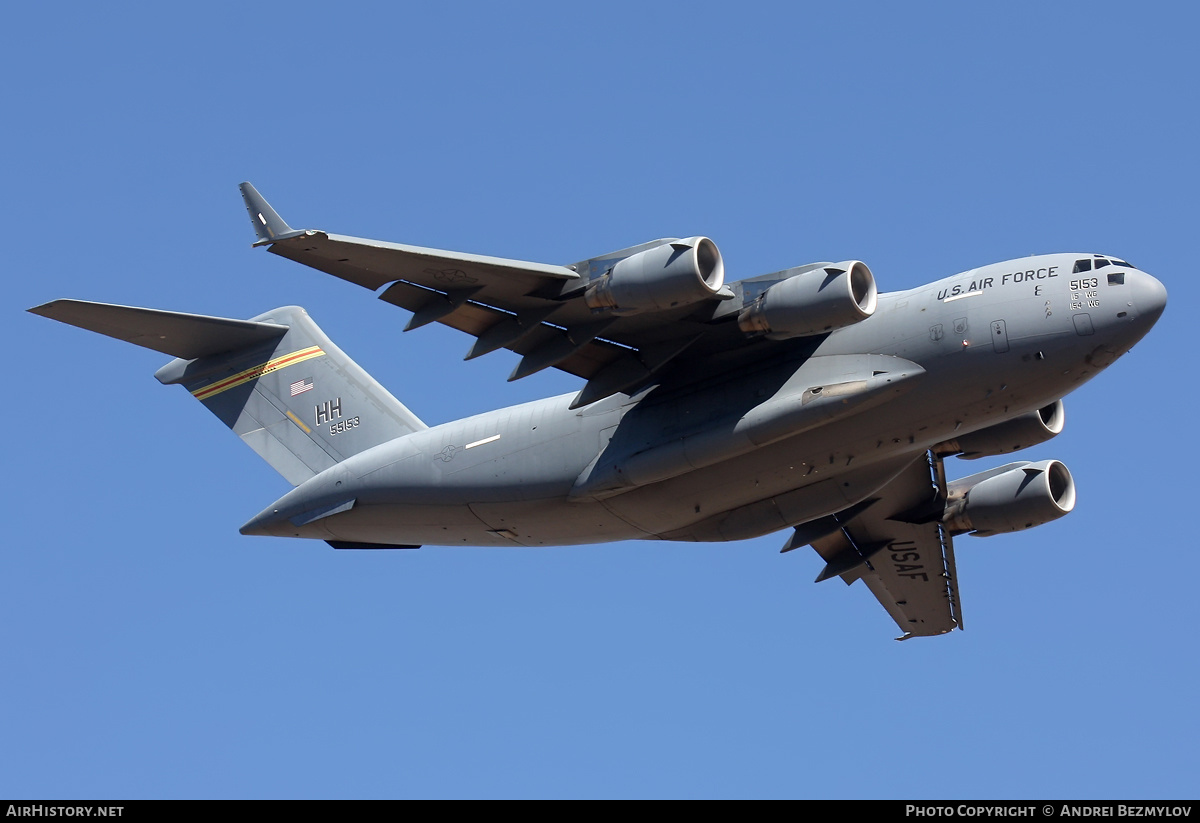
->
[943,290,984,303]
[465,434,501,449]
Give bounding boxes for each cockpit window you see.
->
[1111,258,1134,268]
[1107,272,1125,285]
[1073,259,1092,273]
[1093,257,1111,270]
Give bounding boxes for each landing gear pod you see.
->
[738,261,877,339]
[584,237,725,314]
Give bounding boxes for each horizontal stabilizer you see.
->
[31,300,427,487]
[28,299,288,360]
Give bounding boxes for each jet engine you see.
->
[944,459,1076,537]
[584,237,725,314]
[936,400,1065,459]
[737,261,877,340]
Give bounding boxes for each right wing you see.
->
[240,183,823,408]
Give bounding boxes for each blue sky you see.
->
[3,2,1197,799]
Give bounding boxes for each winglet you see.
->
[239,182,300,246]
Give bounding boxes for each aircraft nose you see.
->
[1130,270,1168,326]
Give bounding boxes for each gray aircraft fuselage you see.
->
[241,253,1165,548]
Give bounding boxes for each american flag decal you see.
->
[290,378,314,397]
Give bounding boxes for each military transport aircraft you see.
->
[29,183,1167,639]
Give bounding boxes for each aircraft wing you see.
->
[800,453,963,640]
[240,183,795,408]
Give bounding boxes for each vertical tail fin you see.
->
[29,300,425,485]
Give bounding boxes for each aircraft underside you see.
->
[29,182,1167,637]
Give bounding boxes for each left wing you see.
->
[790,452,963,640]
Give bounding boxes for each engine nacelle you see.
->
[944,459,1076,537]
[584,237,724,315]
[937,400,1065,459]
[737,261,877,340]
